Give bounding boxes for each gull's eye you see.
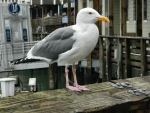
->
[89,12,92,14]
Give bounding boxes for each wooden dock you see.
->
[0,76,150,113]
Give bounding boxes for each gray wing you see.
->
[31,26,76,61]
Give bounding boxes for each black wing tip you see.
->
[10,57,41,65]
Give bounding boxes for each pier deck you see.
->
[0,76,150,113]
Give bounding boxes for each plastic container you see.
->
[0,78,16,97]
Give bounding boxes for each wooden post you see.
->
[117,39,123,79]
[74,0,78,24]
[106,38,111,81]
[140,39,146,76]
[49,64,55,89]
[121,0,127,36]
[109,0,114,35]
[83,0,87,8]
[136,0,142,36]
[125,38,131,78]
[81,0,91,73]
[67,0,71,26]
[99,37,104,81]
[93,0,102,34]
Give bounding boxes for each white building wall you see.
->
[143,0,150,37]
[126,0,136,33]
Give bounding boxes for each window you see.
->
[133,0,136,21]
[143,0,147,20]
[126,0,129,21]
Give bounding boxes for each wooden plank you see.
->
[117,39,123,79]
[130,49,141,54]
[99,38,104,81]
[130,55,141,60]
[99,35,150,40]
[106,38,111,81]
[136,0,142,36]
[130,61,141,67]
[1,76,150,112]
[82,0,87,8]
[93,0,102,34]
[67,0,71,26]
[140,39,146,76]
[125,39,131,78]
[121,0,127,36]
[109,0,114,35]
[75,0,78,24]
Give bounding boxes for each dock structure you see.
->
[0,76,150,113]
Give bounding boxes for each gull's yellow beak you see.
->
[97,16,109,22]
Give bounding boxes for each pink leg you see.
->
[72,65,90,91]
[65,66,81,91]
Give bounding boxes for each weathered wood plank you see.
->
[136,0,142,36]
[99,38,104,81]
[121,0,127,36]
[125,39,131,78]
[67,0,71,26]
[109,0,114,35]
[1,76,150,113]
[106,38,111,81]
[117,39,123,79]
[140,39,146,76]
[130,61,141,67]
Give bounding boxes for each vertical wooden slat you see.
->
[49,64,54,89]
[140,39,146,76]
[109,0,114,35]
[106,38,111,81]
[83,0,87,8]
[121,0,127,36]
[125,38,131,78]
[99,37,104,81]
[117,39,123,79]
[82,0,91,73]
[67,0,71,26]
[136,0,142,36]
[93,0,102,34]
[74,0,78,24]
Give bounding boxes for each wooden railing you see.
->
[31,16,75,33]
[91,35,150,81]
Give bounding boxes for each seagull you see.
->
[11,8,109,91]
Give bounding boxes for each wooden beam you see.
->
[109,0,114,35]
[136,0,142,36]
[140,39,146,76]
[106,38,111,81]
[125,38,131,78]
[121,0,127,36]
[117,39,123,79]
[49,64,55,89]
[99,37,104,81]
[83,0,87,8]
[67,0,71,26]
[74,0,78,24]
[93,0,102,34]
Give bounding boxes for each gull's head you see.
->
[76,7,109,24]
